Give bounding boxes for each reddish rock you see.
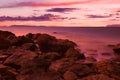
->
[44,52,61,62]
[94,60,120,79]
[63,71,78,80]
[78,74,115,80]
[69,63,93,77]
[22,43,37,51]
[4,50,38,70]
[65,48,85,60]
[49,58,75,73]
[17,71,63,80]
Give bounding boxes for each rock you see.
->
[63,71,78,80]
[0,30,16,41]
[12,36,33,46]
[78,74,115,80]
[49,58,75,73]
[36,34,76,53]
[4,50,38,70]
[0,30,16,50]
[17,71,63,80]
[95,60,120,79]
[0,64,17,80]
[0,54,9,62]
[65,48,85,60]
[113,44,120,54]
[85,56,97,62]
[44,52,61,62]
[0,38,11,50]
[25,33,34,39]
[68,63,93,77]
[22,43,37,51]
[101,53,111,56]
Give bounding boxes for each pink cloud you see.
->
[0,0,97,8]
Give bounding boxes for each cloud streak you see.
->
[86,14,113,18]
[47,8,78,13]
[0,14,68,21]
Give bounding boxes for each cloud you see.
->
[86,14,113,18]
[46,8,78,13]
[0,14,68,21]
[0,0,96,8]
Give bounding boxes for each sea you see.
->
[0,26,120,61]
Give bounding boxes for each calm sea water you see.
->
[0,26,120,61]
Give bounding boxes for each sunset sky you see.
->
[0,0,120,27]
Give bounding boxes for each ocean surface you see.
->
[0,26,120,61]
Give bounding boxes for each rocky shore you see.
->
[0,30,120,80]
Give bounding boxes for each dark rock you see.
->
[0,54,9,62]
[44,52,61,62]
[22,43,37,51]
[36,34,76,53]
[12,36,33,46]
[0,64,17,80]
[0,38,11,50]
[0,31,16,50]
[0,30,16,41]
[65,48,85,60]
[113,44,120,54]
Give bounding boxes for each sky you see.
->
[0,0,120,27]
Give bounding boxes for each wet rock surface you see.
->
[0,30,120,80]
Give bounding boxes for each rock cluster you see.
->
[0,30,120,80]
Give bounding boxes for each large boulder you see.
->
[65,48,85,60]
[0,30,16,40]
[4,50,38,70]
[0,30,16,50]
[35,34,76,53]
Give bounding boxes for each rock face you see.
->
[0,30,120,80]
